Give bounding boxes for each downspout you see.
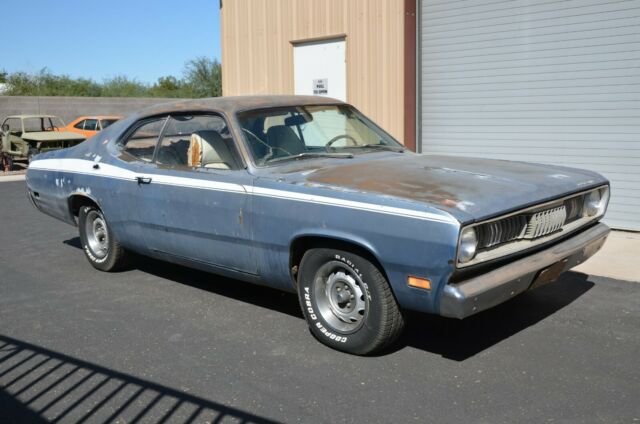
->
[403,0,418,152]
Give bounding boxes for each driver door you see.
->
[122,113,256,274]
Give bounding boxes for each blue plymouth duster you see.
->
[26,96,610,355]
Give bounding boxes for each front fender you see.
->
[288,222,459,315]
[290,228,384,265]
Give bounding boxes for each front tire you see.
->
[297,248,405,355]
[78,206,129,272]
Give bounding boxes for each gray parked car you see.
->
[26,96,610,354]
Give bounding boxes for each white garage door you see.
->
[420,0,640,230]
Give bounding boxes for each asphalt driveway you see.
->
[1,181,638,423]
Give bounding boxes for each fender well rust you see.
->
[289,235,390,289]
[68,194,101,224]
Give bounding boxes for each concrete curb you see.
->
[0,174,25,182]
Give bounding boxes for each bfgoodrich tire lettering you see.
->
[297,248,405,355]
[78,206,129,272]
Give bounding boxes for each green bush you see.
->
[1,57,221,98]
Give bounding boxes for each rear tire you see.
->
[78,206,129,272]
[297,248,405,355]
[0,153,12,172]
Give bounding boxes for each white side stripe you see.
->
[29,158,458,224]
[250,186,456,223]
[28,158,246,193]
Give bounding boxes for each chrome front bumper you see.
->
[440,222,610,319]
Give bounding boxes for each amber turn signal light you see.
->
[407,276,431,290]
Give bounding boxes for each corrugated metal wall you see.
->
[420,0,640,230]
[0,96,175,125]
[220,0,406,142]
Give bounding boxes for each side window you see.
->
[42,118,56,131]
[122,117,167,162]
[100,119,118,130]
[5,119,21,134]
[84,119,98,131]
[74,120,86,130]
[155,115,240,170]
[23,118,44,132]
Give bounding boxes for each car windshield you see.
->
[237,105,404,166]
[23,117,65,132]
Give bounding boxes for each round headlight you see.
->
[458,227,478,264]
[584,190,603,217]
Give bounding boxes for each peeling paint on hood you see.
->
[265,153,608,223]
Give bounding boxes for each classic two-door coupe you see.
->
[64,115,123,139]
[26,96,610,355]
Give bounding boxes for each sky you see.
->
[0,0,221,84]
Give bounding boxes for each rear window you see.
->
[100,119,118,129]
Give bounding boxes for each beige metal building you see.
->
[221,0,640,231]
[221,0,415,150]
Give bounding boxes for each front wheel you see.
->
[78,206,129,272]
[297,248,405,355]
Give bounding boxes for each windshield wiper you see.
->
[355,144,405,153]
[265,152,354,164]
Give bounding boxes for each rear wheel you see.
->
[0,153,12,172]
[297,248,405,355]
[78,206,129,271]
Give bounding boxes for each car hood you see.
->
[21,131,86,142]
[270,153,608,223]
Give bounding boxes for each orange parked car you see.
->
[65,116,122,138]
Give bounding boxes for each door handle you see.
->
[136,176,152,185]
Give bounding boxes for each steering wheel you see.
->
[325,134,358,148]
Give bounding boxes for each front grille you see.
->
[475,192,588,250]
[524,206,566,238]
[476,215,527,249]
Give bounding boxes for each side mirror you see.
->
[1,124,8,133]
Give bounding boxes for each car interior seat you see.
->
[265,125,306,157]
[188,131,238,169]
[156,138,190,166]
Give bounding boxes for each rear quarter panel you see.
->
[26,121,136,241]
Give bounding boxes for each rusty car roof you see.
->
[130,95,345,119]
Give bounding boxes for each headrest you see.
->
[188,131,231,169]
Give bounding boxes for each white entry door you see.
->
[293,38,346,102]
